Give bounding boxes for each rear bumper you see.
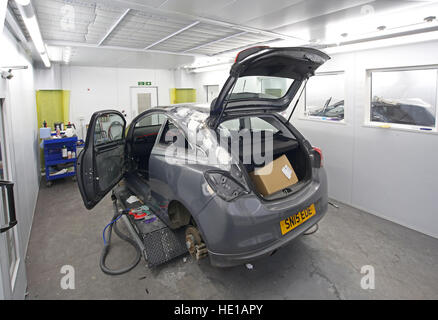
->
[195,168,328,267]
[207,199,327,267]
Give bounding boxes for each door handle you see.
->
[0,180,17,234]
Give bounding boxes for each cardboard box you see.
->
[249,154,298,196]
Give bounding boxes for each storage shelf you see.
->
[45,158,77,166]
[47,171,76,181]
[43,136,78,145]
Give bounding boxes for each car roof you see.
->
[372,97,432,108]
[161,104,209,114]
[152,104,211,133]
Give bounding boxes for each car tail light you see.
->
[204,170,248,201]
[312,147,323,168]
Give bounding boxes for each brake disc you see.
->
[185,226,207,260]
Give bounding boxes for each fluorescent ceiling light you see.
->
[14,0,30,5]
[47,46,62,61]
[22,14,45,53]
[324,2,438,45]
[40,51,51,68]
[63,47,72,64]
[323,30,438,55]
[14,0,51,67]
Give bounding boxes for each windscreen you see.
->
[228,76,295,100]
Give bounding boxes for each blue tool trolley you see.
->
[43,137,78,187]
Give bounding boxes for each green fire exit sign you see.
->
[138,81,152,86]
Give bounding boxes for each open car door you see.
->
[77,110,126,209]
[209,46,330,127]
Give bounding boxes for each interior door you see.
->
[206,85,219,103]
[0,98,25,300]
[77,110,126,209]
[130,87,158,119]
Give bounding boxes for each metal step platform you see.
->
[113,185,188,267]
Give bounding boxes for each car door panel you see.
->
[77,110,126,209]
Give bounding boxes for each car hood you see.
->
[373,96,433,108]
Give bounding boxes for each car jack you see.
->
[193,243,208,260]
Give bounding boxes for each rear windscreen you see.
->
[228,76,294,100]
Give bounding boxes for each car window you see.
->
[250,117,279,133]
[135,113,165,127]
[94,113,124,145]
[219,118,240,131]
[220,116,290,138]
[159,120,189,149]
[229,76,294,100]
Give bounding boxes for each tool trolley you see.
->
[43,136,78,187]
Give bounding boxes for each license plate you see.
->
[280,203,316,235]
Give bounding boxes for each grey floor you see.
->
[26,178,438,300]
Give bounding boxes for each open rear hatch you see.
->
[211,46,329,200]
[209,46,330,127]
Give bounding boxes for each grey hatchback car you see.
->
[77,46,330,267]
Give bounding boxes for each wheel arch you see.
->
[167,200,194,229]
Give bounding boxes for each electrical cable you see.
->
[102,215,122,245]
[100,199,142,275]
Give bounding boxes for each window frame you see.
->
[94,113,126,146]
[366,65,438,133]
[157,117,193,151]
[134,112,165,128]
[301,71,347,124]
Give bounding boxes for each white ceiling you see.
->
[10,0,438,68]
[50,45,196,69]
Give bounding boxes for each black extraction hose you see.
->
[100,199,142,275]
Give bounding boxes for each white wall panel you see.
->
[296,41,438,238]
[349,41,438,238]
[34,64,62,90]
[59,65,175,136]
[191,41,438,238]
